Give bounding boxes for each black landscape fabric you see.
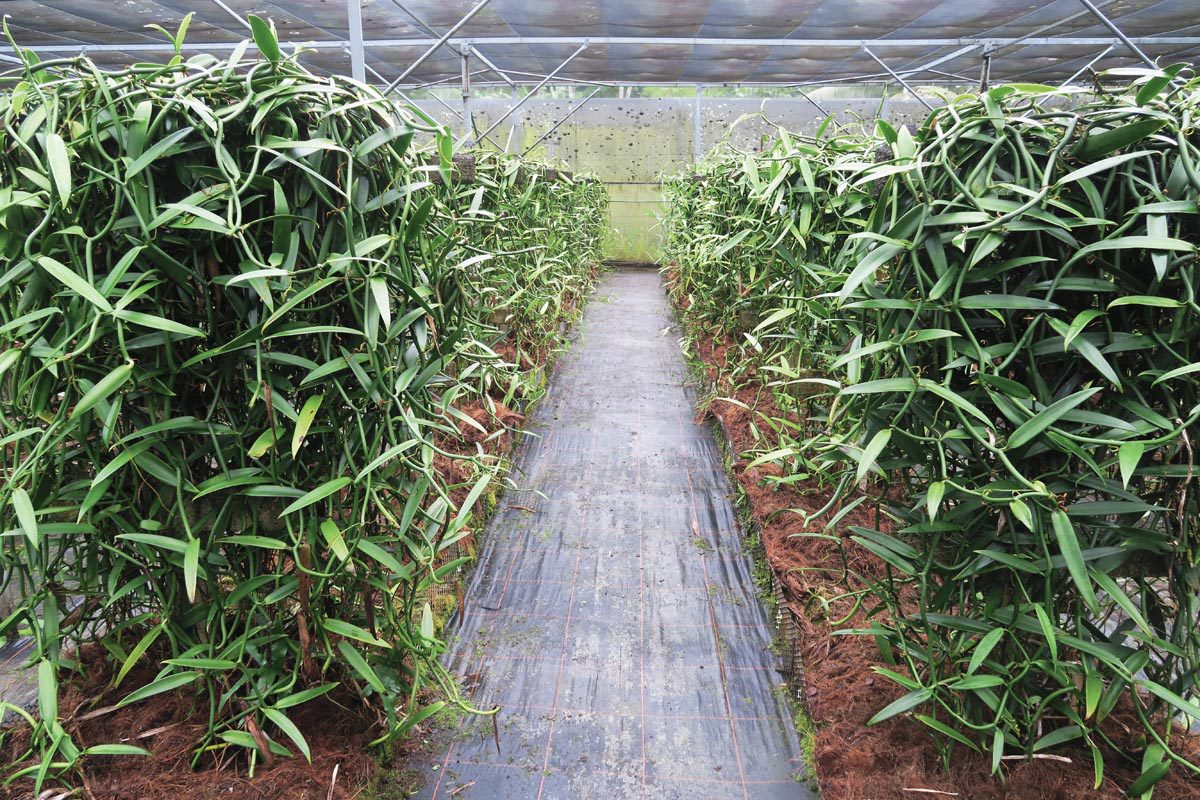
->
[412,268,813,799]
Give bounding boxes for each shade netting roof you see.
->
[0,1,1198,86]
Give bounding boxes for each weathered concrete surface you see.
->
[411,268,813,799]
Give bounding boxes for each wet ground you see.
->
[412,267,812,799]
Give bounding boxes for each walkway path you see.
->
[416,268,813,799]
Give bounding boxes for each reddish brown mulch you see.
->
[1,646,378,800]
[688,329,1200,800]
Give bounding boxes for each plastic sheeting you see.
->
[409,268,812,799]
[1,1,1198,86]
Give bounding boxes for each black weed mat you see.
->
[412,268,813,799]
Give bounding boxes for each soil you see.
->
[686,327,1200,800]
[1,646,378,800]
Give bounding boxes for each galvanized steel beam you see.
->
[1076,0,1157,68]
[347,0,365,82]
[465,42,589,146]
[864,47,935,111]
[6,36,1200,56]
[383,0,493,93]
[386,0,516,87]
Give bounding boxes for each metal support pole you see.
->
[387,0,516,87]
[1059,44,1115,88]
[410,70,489,90]
[864,47,935,112]
[210,0,252,31]
[460,45,472,144]
[1076,0,1156,68]
[347,0,365,82]
[522,86,601,156]
[465,42,589,146]
[383,0,493,94]
[979,48,993,91]
[501,70,619,89]
[694,85,703,164]
[796,88,829,117]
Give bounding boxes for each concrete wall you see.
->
[416,96,935,262]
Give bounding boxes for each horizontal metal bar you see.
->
[4,35,1199,56]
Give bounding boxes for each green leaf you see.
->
[420,602,434,640]
[247,15,282,64]
[183,537,200,603]
[867,687,932,725]
[0,348,22,381]
[991,728,1005,774]
[117,671,200,707]
[838,242,903,300]
[1009,498,1034,530]
[72,362,134,419]
[83,744,151,756]
[1073,119,1167,160]
[840,377,918,395]
[273,683,338,710]
[1108,295,1184,309]
[856,429,891,483]
[1032,724,1083,751]
[957,294,1062,311]
[1056,150,1152,186]
[320,519,350,561]
[37,659,57,724]
[1051,509,1100,616]
[124,127,195,180]
[219,730,293,758]
[1008,388,1101,450]
[114,309,207,338]
[1118,441,1144,489]
[114,623,164,687]
[925,481,945,521]
[1140,679,1200,723]
[337,640,385,694]
[280,477,352,516]
[369,277,391,329]
[394,700,448,738]
[1152,361,1200,385]
[355,127,413,161]
[1062,309,1104,351]
[12,487,39,551]
[1128,759,1170,798]
[45,132,71,204]
[291,394,324,458]
[162,658,237,670]
[323,618,391,649]
[1084,672,1102,719]
[1091,569,1152,637]
[405,196,435,242]
[248,428,279,459]
[913,714,979,751]
[37,255,112,312]
[967,629,1005,674]
[263,708,311,762]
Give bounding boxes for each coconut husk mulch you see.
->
[687,329,1200,800]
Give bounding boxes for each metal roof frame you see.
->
[0,2,1196,103]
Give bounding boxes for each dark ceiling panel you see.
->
[0,1,1195,85]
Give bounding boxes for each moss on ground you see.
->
[672,289,821,787]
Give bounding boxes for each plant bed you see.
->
[0,17,607,797]
[665,70,1200,796]
[680,321,1200,800]
[0,301,595,799]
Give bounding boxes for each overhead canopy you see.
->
[1,1,1198,87]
